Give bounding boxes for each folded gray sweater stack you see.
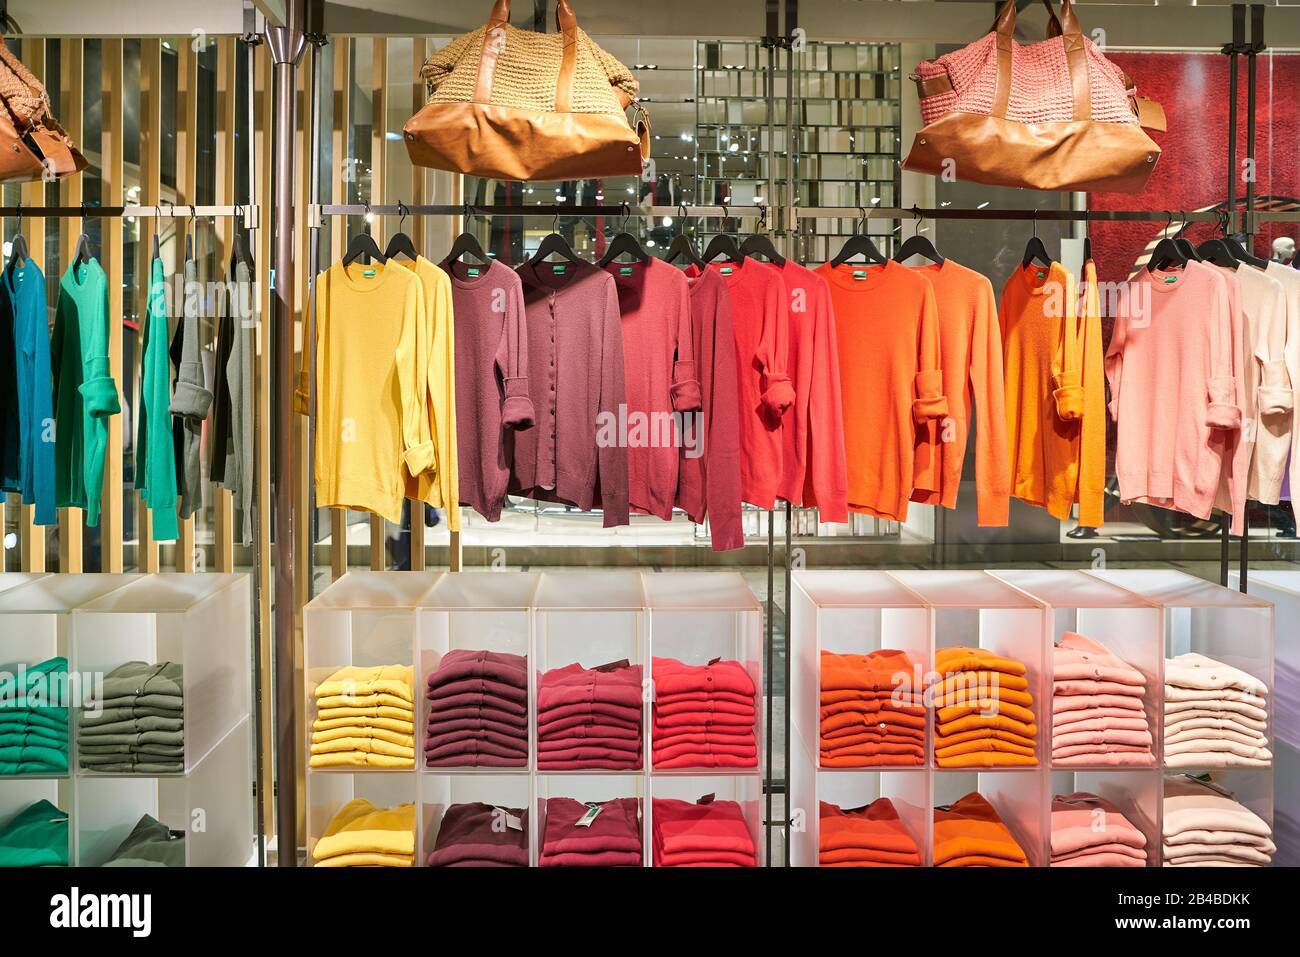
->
[78,662,185,774]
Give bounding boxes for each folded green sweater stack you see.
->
[78,661,185,774]
[0,656,70,775]
[0,799,69,867]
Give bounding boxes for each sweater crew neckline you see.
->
[821,259,899,291]
[1017,261,1064,297]
[518,257,598,292]
[441,257,499,289]
[334,260,403,294]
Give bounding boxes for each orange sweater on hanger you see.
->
[816,260,947,521]
[908,260,1010,526]
[1000,262,1105,528]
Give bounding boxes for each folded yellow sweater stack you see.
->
[309,665,416,769]
[313,798,415,866]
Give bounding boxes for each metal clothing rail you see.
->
[311,202,1300,224]
[0,204,260,220]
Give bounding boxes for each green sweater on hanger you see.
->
[52,258,120,527]
[135,257,179,541]
[0,799,68,867]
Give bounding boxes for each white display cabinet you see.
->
[643,572,763,776]
[1232,570,1297,867]
[1092,569,1274,770]
[647,773,764,866]
[0,572,47,594]
[534,772,647,866]
[0,575,144,784]
[532,570,647,774]
[1161,769,1274,867]
[303,572,441,863]
[991,570,1164,768]
[419,773,532,867]
[69,574,252,866]
[932,769,1047,866]
[1048,769,1161,867]
[793,769,929,867]
[417,572,539,772]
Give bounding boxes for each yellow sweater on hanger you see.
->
[312,262,433,523]
[397,257,461,532]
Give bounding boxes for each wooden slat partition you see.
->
[328,38,349,581]
[367,37,387,572]
[214,36,238,573]
[136,38,163,573]
[18,39,46,573]
[409,37,426,572]
[295,51,312,610]
[173,41,199,572]
[99,39,126,574]
[57,39,84,573]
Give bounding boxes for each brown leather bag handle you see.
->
[991,0,1090,122]
[475,0,579,112]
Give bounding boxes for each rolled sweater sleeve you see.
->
[597,281,630,527]
[756,271,795,414]
[498,281,535,428]
[1205,279,1241,430]
[669,277,701,412]
[912,281,948,423]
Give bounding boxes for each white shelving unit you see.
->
[0,573,254,867]
[304,570,764,867]
[789,569,1276,867]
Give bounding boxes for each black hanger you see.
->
[1146,212,1190,273]
[527,211,584,267]
[229,207,255,271]
[738,205,785,266]
[151,203,162,260]
[892,206,944,265]
[830,206,887,267]
[383,202,420,261]
[184,205,196,261]
[447,205,491,266]
[1198,212,1240,269]
[665,207,704,269]
[1082,209,1093,262]
[701,205,745,265]
[1218,211,1269,268]
[597,205,649,267]
[341,205,386,267]
[1171,213,1201,262]
[1021,210,1052,269]
[7,199,27,276]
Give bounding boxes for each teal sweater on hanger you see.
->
[52,257,120,526]
[135,257,179,541]
[0,258,56,525]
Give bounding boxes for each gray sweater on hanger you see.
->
[226,258,253,544]
[169,258,212,519]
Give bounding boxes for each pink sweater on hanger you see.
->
[1105,262,1240,523]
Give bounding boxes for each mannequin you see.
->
[1272,236,1296,264]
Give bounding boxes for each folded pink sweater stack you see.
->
[1052,633,1153,767]
[1050,792,1149,866]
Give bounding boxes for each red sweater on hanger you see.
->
[677,269,744,550]
[816,260,947,521]
[688,260,795,509]
[907,260,1010,526]
[764,260,849,523]
[603,257,701,520]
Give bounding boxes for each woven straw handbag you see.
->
[0,43,85,183]
[904,0,1166,193]
[403,0,650,181]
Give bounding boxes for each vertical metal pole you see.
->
[306,30,323,600]
[783,0,799,868]
[783,500,792,866]
[266,0,307,867]
[765,508,774,866]
[1220,4,1245,588]
[1240,4,1264,594]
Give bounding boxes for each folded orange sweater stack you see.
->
[932,647,1036,767]
[933,791,1030,867]
[819,798,922,867]
[819,650,925,767]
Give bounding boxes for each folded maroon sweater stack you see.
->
[539,796,643,866]
[536,660,643,771]
[424,650,528,768]
[425,802,529,867]
[652,796,757,866]
[651,657,758,769]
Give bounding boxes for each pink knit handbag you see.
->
[904,0,1166,193]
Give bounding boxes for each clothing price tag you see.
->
[1163,275,1177,283]
[363,268,377,278]
[696,793,716,805]
[707,656,722,666]
[552,263,568,274]
[720,266,734,276]
[467,267,480,278]
[852,270,866,281]
[575,803,604,827]
[619,266,634,276]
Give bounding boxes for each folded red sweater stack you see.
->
[651,657,757,769]
[652,796,757,867]
[819,798,923,867]
[539,796,642,867]
[424,649,528,768]
[819,649,925,767]
[536,660,643,771]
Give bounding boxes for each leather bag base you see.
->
[0,112,87,183]
[404,100,644,181]
[903,111,1161,193]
